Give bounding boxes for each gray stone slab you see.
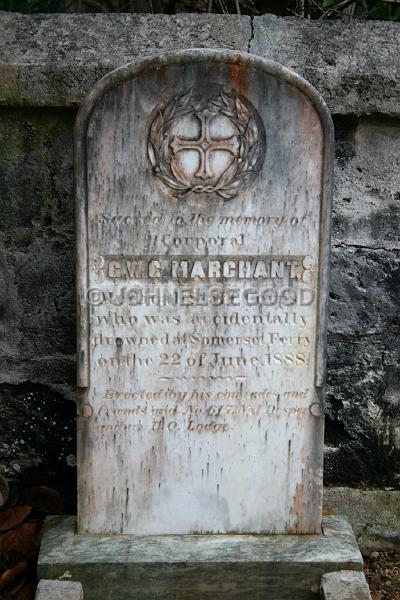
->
[35,579,83,600]
[332,117,400,251]
[38,516,362,600]
[251,16,400,116]
[321,570,372,600]
[323,488,400,550]
[0,13,250,107]
[0,14,399,114]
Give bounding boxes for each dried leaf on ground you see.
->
[3,574,27,596]
[0,561,27,591]
[0,474,9,509]
[0,521,43,554]
[16,580,35,600]
[25,487,63,515]
[0,507,32,532]
[363,548,400,600]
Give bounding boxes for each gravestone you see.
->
[75,49,332,535]
[39,49,363,600]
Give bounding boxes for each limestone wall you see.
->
[0,14,399,508]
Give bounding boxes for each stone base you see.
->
[35,579,84,600]
[38,516,363,600]
[321,571,372,599]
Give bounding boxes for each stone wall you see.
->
[0,14,399,514]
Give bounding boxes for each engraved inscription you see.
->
[101,256,310,281]
[97,211,310,230]
[82,386,323,437]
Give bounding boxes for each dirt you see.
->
[363,549,400,600]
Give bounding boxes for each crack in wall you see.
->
[247,15,255,53]
[333,241,400,253]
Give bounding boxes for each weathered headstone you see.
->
[75,49,333,535]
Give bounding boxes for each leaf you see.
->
[0,521,43,554]
[220,92,231,108]
[235,96,249,121]
[0,474,9,509]
[160,173,188,191]
[150,111,162,135]
[177,89,192,109]
[17,581,35,600]
[158,159,170,177]
[160,136,171,160]
[162,99,176,124]
[25,486,63,515]
[218,190,235,199]
[244,121,257,146]
[0,507,32,532]
[220,108,236,119]
[222,179,242,192]
[3,574,26,596]
[208,98,224,108]
[247,143,259,168]
[0,561,27,591]
[239,140,245,160]
[242,120,251,140]
[162,89,191,124]
[147,141,157,168]
[214,159,237,191]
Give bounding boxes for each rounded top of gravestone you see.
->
[75,48,333,143]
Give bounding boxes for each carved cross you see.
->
[170,108,240,180]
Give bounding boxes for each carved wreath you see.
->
[147,89,260,200]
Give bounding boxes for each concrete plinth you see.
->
[35,579,84,600]
[321,570,372,600]
[38,516,362,600]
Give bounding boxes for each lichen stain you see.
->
[0,65,20,105]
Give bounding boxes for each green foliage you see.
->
[317,0,400,20]
[0,0,398,20]
[0,0,64,11]
[367,1,400,20]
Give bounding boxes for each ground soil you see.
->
[363,549,400,600]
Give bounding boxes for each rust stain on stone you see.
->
[288,480,305,534]
[229,63,250,98]
[157,65,169,88]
